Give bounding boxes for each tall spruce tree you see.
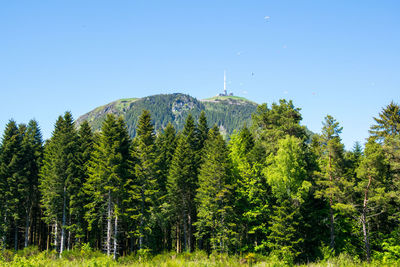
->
[129,110,158,249]
[155,122,177,250]
[356,138,388,262]
[68,121,94,244]
[19,120,43,248]
[0,120,24,250]
[195,126,235,253]
[369,101,400,142]
[167,114,198,252]
[39,112,80,255]
[84,115,131,259]
[314,115,354,253]
[197,111,209,151]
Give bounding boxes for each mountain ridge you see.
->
[76,93,258,138]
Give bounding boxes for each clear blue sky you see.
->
[1,1,399,149]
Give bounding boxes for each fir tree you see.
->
[251,100,307,155]
[167,114,199,252]
[195,126,235,253]
[155,122,177,250]
[197,111,209,151]
[39,112,80,255]
[84,115,130,259]
[369,101,400,142]
[68,121,93,244]
[0,120,24,250]
[356,139,388,262]
[19,120,43,248]
[314,115,354,253]
[129,110,158,249]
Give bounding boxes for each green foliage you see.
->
[264,135,310,202]
[251,99,307,155]
[195,126,236,252]
[84,114,131,257]
[2,100,400,266]
[313,115,355,253]
[128,110,159,249]
[370,101,400,142]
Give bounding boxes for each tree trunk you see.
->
[113,211,118,260]
[139,190,144,250]
[183,209,188,251]
[106,190,112,256]
[362,174,372,263]
[14,220,18,251]
[24,207,31,248]
[54,222,58,249]
[60,186,67,257]
[329,204,334,251]
[329,152,335,252]
[2,209,7,249]
[67,216,71,250]
[176,223,181,253]
[188,213,192,252]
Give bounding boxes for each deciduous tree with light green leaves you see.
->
[263,135,311,262]
[229,127,267,251]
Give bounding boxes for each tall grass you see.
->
[1,247,399,266]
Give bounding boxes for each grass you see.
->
[1,247,400,267]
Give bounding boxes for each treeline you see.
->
[0,100,399,264]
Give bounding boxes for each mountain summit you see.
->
[76,93,257,137]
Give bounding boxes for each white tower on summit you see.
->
[224,70,227,96]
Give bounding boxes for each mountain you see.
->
[76,93,258,138]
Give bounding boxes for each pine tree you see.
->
[19,120,43,248]
[155,122,177,250]
[129,110,158,249]
[84,114,131,259]
[356,139,388,262]
[369,101,400,142]
[251,100,307,155]
[39,112,80,255]
[197,111,209,151]
[68,121,93,244]
[314,115,354,253]
[167,114,199,252]
[0,120,24,250]
[195,126,235,253]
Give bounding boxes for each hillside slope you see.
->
[76,93,258,137]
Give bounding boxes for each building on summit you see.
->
[218,71,234,96]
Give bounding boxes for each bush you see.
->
[0,249,14,262]
[16,246,40,258]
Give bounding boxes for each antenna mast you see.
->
[224,70,227,95]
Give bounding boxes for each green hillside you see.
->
[76,93,258,137]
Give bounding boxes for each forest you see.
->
[0,99,400,266]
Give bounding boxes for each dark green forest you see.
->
[75,93,258,138]
[1,99,400,265]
